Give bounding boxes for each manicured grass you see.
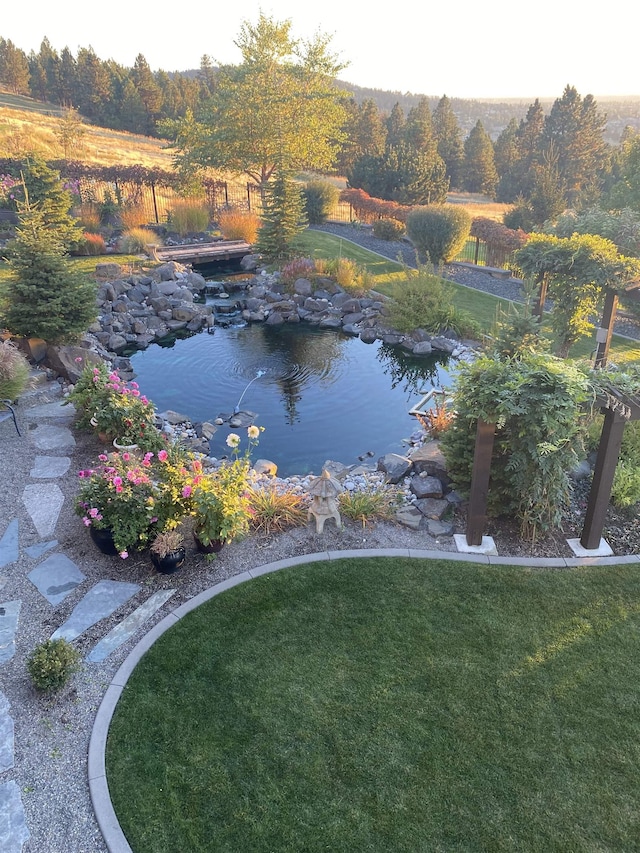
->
[0,253,152,286]
[293,230,640,365]
[107,556,640,852]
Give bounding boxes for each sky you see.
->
[3,0,639,100]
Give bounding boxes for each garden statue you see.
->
[307,469,342,533]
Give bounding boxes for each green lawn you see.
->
[293,230,640,365]
[107,556,640,852]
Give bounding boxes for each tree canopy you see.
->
[165,14,349,187]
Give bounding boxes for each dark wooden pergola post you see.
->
[580,407,627,550]
[593,289,619,369]
[534,272,548,323]
[466,418,496,547]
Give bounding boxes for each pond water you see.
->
[129,323,451,477]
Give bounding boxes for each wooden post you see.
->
[534,272,548,323]
[466,418,496,547]
[593,289,619,369]
[580,407,627,550]
[150,181,159,224]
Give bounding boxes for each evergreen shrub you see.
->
[303,180,339,224]
[372,218,405,240]
[27,639,81,692]
[406,204,471,267]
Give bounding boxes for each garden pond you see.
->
[129,312,452,478]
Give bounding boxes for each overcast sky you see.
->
[3,0,638,100]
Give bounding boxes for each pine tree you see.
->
[404,97,435,153]
[256,171,308,262]
[385,103,405,149]
[542,85,608,207]
[14,155,81,249]
[0,38,30,95]
[5,194,96,343]
[462,120,498,196]
[432,95,464,189]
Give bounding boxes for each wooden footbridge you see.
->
[150,240,252,266]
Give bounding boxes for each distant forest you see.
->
[0,36,638,145]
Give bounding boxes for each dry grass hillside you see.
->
[0,93,175,168]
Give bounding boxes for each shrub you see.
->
[75,203,101,233]
[74,232,106,256]
[439,352,592,540]
[27,638,81,692]
[611,460,640,509]
[119,205,148,230]
[169,199,210,236]
[415,395,454,438]
[388,266,477,336]
[118,227,159,254]
[338,487,401,526]
[0,339,31,401]
[372,218,405,241]
[217,207,261,243]
[303,180,339,224]
[324,257,372,295]
[280,257,315,287]
[246,486,308,534]
[406,204,472,267]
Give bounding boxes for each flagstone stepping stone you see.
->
[0,602,20,666]
[28,424,75,451]
[24,540,58,559]
[0,520,19,569]
[28,555,85,606]
[51,580,140,643]
[21,484,65,537]
[0,692,14,773]
[0,780,30,852]
[23,400,75,420]
[29,456,71,479]
[87,589,177,662]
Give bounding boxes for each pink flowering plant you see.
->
[74,450,160,558]
[190,426,262,547]
[67,363,162,450]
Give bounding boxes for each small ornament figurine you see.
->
[307,468,343,533]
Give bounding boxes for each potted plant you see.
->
[190,426,262,552]
[74,450,160,558]
[150,529,186,574]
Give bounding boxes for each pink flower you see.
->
[113,476,123,488]
[182,485,192,498]
[89,507,100,518]
[122,452,130,462]
[141,396,149,405]
[119,551,129,559]
[115,484,123,494]
[82,516,91,526]
[158,450,168,462]
[98,454,108,462]
[75,356,83,363]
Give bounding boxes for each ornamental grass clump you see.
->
[246,485,308,534]
[75,450,160,558]
[338,487,402,527]
[0,339,31,401]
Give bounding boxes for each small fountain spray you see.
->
[234,369,266,414]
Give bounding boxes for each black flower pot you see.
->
[150,547,186,574]
[89,525,119,556]
[193,533,224,554]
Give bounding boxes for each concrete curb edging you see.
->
[88,546,640,852]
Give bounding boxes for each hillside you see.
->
[0,92,175,169]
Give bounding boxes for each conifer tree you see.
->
[5,193,96,343]
[462,120,498,196]
[432,95,464,189]
[256,171,308,262]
